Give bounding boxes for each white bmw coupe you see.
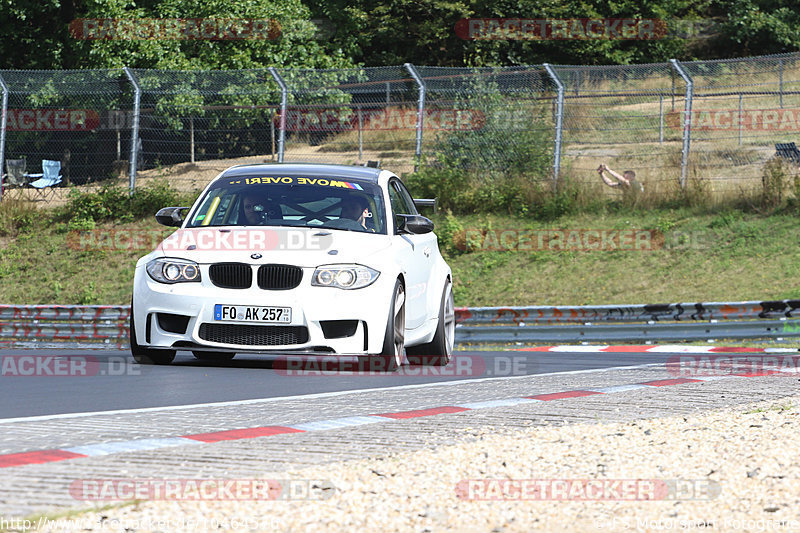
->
[130,163,454,371]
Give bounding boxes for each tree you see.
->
[0,0,355,70]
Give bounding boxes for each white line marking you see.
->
[546,346,611,352]
[0,362,666,425]
[288,416,385,432]
[693,375,741,382]
[455,398,541,409]
[646,345,722,353]
[586,384,650,394]
[62,437,202,457]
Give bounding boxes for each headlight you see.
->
[146,258,202,284]
[312,264,379,289]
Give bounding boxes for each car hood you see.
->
[155,226,392,267]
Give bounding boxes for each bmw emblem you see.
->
[251,253,262,259]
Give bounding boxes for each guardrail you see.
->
[455,301,800,325]
[0,305,130,349]
[454,301,800,344]
[0,301,798,349]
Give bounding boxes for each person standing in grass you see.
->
[597,164,644,192]
[597,163,644,205]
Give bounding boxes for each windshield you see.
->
[187,175,386,234]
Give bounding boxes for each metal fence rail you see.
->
[2,52,800,204]
[0,302,798,350]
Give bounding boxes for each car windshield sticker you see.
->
[227,176,364,190]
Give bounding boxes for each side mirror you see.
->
[155,207,189,227]
[413,198,437,213]
[397,214,434,235]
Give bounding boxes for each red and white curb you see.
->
[517,345,799,353]
[1,368,797,470]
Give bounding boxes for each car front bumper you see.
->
[132,264,395,355]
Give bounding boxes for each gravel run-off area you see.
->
[25,393,800,533]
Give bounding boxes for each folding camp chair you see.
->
[27,159,62,201]
[2,158,29,199]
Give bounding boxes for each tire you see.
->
[192,351,236,362]
[129,306,176,365]
[407,279,454,366]
[358,279,406,372]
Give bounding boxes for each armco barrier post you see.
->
[268,67,288,163]
[123,67,141,195]
[0,71,8,202]
[543,64,564,188]
[670,59,693,190]
[404,63,425,172]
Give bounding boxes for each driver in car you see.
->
[242,192,280,225]
[340,196,372,231]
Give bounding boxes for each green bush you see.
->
[60,180,191,224]
[432,210,465,256]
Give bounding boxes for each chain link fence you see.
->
[552,62,688,199]
[128,68,281,193]
[0,69,132,203]
[1,53,799,205]
[416,65,555,179]
[272,65,420,174]
[681,54,800,199]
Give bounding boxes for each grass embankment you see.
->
[440,209,800,306]
[0,194,798,306]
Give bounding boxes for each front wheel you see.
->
[129,307,176,365]
[408,279,454,366]
[358,279,406,372]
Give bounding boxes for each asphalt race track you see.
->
[0,348,678,419]
[2,345,798,519]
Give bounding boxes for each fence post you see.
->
[670,59,693,190]
[357,104,363,160]
[779,59,784,108]
[123,67,141,195]
[738,93,743,146]
[0,72,8,202]
[404,63,425,172]
[268,67,287,163]
[270,108,275,161]
[189,116,195,163]
[659,93,664,144]
[543,63,565,188]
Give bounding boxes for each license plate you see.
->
[214,304,291,323]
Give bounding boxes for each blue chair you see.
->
[27,160,62,200]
